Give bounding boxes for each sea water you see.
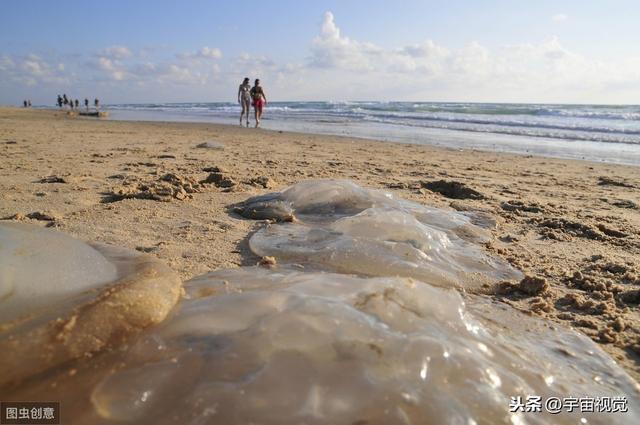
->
[104,101,640,165]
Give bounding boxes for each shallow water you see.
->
[1,182,639,424]
[104,102,640,165]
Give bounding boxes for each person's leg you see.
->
[254,104,259,127]
[243,99,250,126]
[240,103,245,126]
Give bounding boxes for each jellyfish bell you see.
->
[0,222,182,388]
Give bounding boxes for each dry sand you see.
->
[1,107,639,381]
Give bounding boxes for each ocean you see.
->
[105,102,640,165]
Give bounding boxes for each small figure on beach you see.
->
[238,77,252,127]
[27,100,31,107]
[250,79,267,128]
[57,95,63,108]
[94,98,100,111]
[23,100,27,108]
[84,98,89,111]
[63,94,69,108]
[74,99,79,109]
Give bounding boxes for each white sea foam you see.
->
[103,101,640,164]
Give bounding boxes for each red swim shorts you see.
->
[253,99,265,109]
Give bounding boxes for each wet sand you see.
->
[1,107,639,381]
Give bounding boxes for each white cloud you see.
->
[0,55,15,71]
[100,45,133,60]
[87,56,128,81]
[199,47,222,59]
[552,13,568,22]
[154,63,209,85]
[297,11,640,102]
[3,53,71,87]
[309,11,383,71]
[87,45,221,85]
[128,61,216,86]
[177,46,222,60]
[233,52,277,75]
[2,12,640,104]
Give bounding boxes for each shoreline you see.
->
[14,105,640,167]
[1,107,639,381]
[32,104,640,166]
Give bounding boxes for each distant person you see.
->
[23,100,27,108]
[27,100,31,107]
[74,99,79,109]
[57,95,63,108]
[84,98,89,111]
[250,78,267,128]
[238,77,251,127]
[94,98,100,110]
[63,94,69,108]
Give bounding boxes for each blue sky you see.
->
[1,0,639,104]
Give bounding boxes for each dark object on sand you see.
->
[79,111,109,118]
[598,176,636,188]
[422,180,485,200]
[234,192,295,221]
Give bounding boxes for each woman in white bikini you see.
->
[238,77,251,127]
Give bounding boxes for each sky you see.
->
[1,0,639,105]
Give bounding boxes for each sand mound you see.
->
[422,179,485,200]
[105,173,202,202]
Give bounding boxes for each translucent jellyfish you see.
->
[3,181,639,425]
[0,222,182,388]
[237,180,520,288]
[9,267,638,424]
[0,222,119,323]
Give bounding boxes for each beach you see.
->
[1,106,639,384]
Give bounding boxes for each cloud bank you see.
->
[2,11,639,104]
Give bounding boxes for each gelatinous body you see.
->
[2,182,639,425]
[0,222,182,388]
[9,268,638,424]
[239,180,519,288]
[0,222,119,323]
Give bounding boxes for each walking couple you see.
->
[238,78,266,128]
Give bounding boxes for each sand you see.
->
[1,107,639,381]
